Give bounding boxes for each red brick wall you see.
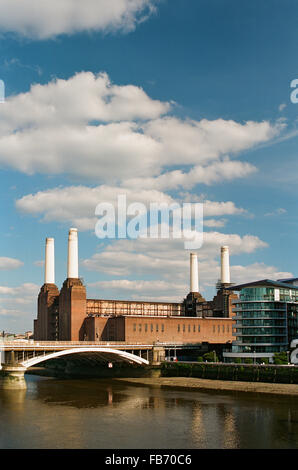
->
[84,315,233,344]
[34,284,59,340]
[59,279,86,341]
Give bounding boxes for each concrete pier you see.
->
[151,344,165,365]
[0,365,27,390]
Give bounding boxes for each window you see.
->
[198,325,200,332]
[222,325,225,333]
[133,323,136,332]
[161,324,164,332]
[193,325,196,332]
[151,323,153,332]
[156,324,159,332]
[139,324,142,332]
[183,324,186,332]
[218,325,220,333]
[145,323,148,332]
[213,325,215,333]
[188,325,191,332]
[178,324,180,332]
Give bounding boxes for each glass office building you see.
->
[223,279,298,363]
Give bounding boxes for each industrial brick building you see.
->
[34,229,237,350]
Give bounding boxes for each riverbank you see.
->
[113,376,298,396]
[25,366,298,396]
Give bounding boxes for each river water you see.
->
[0,374,298,449]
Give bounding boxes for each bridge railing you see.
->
[2,341,151,346]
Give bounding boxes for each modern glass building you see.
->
[223,279,298,363]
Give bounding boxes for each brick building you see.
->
[34,230,237,351]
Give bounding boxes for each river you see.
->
[0,374,298,449]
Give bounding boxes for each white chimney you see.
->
[190,252,199,293]
[221,246,230,284]
[45,237,55,284]
[67,228,79,278]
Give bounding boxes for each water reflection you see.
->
[0,375,298,449]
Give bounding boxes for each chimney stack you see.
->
[67,228,79,279]
[221,246,230,284]
[190,252,199,293]
[44,238,55,284]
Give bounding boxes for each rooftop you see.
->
[227,279,298,291]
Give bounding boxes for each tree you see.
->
[244,357,253,364]
[273,351,288,365]
[203,351,218,362]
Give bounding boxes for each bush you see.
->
[273,352,288,365]
[197,356,204,362]
[244,358,253,364]
[203,351,218,362]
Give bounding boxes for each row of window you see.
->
[133,323,165,333]
[132,323,230,334]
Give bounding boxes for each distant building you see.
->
[33,229,237,356]
[223,280,298,363]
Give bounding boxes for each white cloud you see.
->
[204,219,227,228]
[279,103,286,112]
[144,117,281,165]
[0,0,158,39]
[231,263,293,284]
[0,257,23,270]
[0,283,39,297]
[264,208,287,217]
[83,242,292,302]
[16,183,247,231]
[16,184,174,230]
[0,283,39,320]
[81,232,268,279]
[0,72,283,186]
[122,158,258,190]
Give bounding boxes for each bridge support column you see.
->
[151,344,165,365]
[0,365,27,390]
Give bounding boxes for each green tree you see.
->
[273,351,288,365]
[203,351,218,362]
[244,357,253,364]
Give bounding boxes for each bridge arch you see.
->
[20,347,149,369]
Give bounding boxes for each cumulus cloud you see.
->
[16,185,174,230]
[144,117,280,165]
[0,71,283,186]
[231,263,293,284]
[81,232,268,279]
[0,0,158,39]
[0,257,23,270]
[16,184,247,231]
[0,283,39,321]
[83,239,291,302]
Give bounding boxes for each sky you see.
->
[0,0,298,333]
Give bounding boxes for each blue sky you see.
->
[0,0,298,333]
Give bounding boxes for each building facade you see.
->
[34,230,237,353]
[223,280,298,363]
